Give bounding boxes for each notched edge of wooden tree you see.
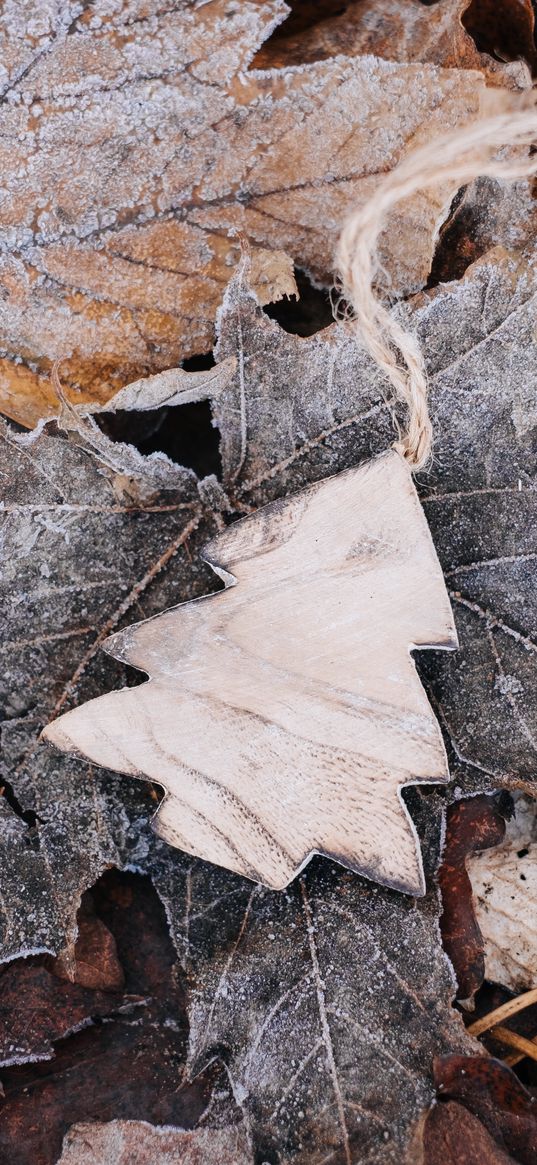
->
[42,450,459,899]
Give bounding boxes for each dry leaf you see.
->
[430,175,537,284]
[434,1054,537,1164]
[177,854,474,1165]
[424,1100,517,1165]
[0,0,490,427]
[438,795,506,1000]
[1,243,536,1160]
[467,796,537,993]
[78,358,238,419]
[0,939,128,1067]
[48,893,124,992]
[247,246,298,307]
[0,871,228,1165]
[56,1121,251,1165]
[254,0,534,85]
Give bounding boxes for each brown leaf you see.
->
[467,796,537,993]
[434,1054,537,1165]
[438,795,507,1000]
[0,1,489,427]
[0,871,229,1165]
[247,247,298,308]
[253,0,535,84]
[56,1121,251,1165]
[48,892,124,991]
[430,175,537,285]
[424,1100,517,1165]
[0,950,127,1068]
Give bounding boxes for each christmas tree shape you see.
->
[43,450,458,895]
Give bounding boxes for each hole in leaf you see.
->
[254,0,347,56]
[263,268,334,336]
[462,0,536,68]
[427,184,482,287]
[96,353,222,480]
[252,0,447,67]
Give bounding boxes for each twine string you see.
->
[336,105,537,471]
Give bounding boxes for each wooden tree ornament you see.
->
[43,451,457,895]
[43,109,537,895]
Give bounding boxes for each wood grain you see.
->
[43,450,457,895]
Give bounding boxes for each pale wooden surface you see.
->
[43,450,457,895]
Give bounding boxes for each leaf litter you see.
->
[468,796,537,994]
[1,1,537,1162]
[2,233,537,1160]
[0,0,494,427]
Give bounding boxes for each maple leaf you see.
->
[0,0,489,427]
[1,239,535,1161]
[179,854,473,1165]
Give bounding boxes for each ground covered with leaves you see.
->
[1,2,537,1163]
